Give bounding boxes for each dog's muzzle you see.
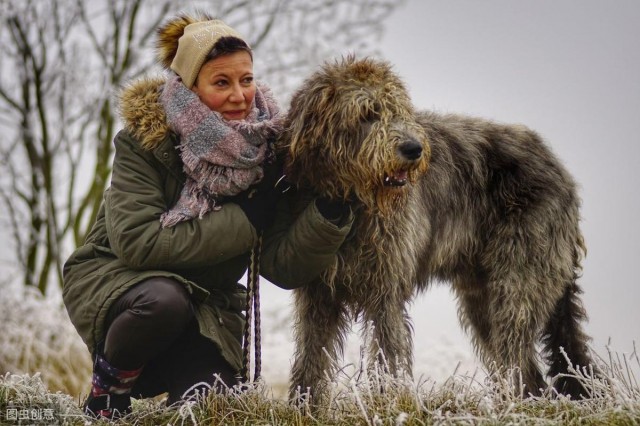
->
[383,140,424,187]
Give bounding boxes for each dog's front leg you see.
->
[289,282,349,406]
[363,299,414,379]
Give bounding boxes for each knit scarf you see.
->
[159,75,283,228]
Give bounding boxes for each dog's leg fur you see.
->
[289,283,350,403]
[541,251,593,397]
[363,301,414,377]
[455,275,548,397]
[454,278,493,363]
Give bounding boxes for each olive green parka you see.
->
[62,77,353,373]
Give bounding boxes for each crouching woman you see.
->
[62,13,352,419]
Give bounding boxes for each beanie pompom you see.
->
[156,12,214,69]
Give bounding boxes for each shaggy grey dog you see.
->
[278,56,593,403]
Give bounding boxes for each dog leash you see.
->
[241,174,290,383]
[241,233,262,383]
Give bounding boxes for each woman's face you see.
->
[192,51,255,121]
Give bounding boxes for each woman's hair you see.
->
[206,36,253,62]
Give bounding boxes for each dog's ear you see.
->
[281,74,337,188]
[286,79,336,155]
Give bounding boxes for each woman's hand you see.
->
[315,196,352,224]
[234,160,287,233]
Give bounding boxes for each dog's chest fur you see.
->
[332,190,430,309]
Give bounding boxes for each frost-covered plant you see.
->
[0,281,91,397]
[1,284,638,424]
[0,343,639,425]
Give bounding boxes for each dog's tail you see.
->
[540,239,594,398]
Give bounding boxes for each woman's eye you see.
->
[242,76,254,85]
[215,80,228,87]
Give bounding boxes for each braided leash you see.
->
[241,233,262,383]
[240,174,289,383]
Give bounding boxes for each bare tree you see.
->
[0,0,177,293]
[0,0,403,294]
[0,0,82,293]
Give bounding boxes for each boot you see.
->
[83,353,143,420]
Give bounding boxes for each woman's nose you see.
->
[229,84,244,103]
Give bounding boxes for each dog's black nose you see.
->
[398,140,423,160]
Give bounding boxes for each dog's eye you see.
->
[362,101,381,122]
[359,121,377,143]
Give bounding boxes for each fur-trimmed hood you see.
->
[118,76,171,151]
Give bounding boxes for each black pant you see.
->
[102,277,237,404]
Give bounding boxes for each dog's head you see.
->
[279,56,430,214]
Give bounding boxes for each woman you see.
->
[62,13,352,419]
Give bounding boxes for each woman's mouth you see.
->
[222,109,247,120]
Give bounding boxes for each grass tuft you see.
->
[1,282,639,425]
[0,282,92,398]
[1,342,639,425]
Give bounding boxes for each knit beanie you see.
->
[167,19,248,88]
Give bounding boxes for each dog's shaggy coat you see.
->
[278,57,592,402]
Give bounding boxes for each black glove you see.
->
[315,196,352,224]
[235,161,286,233]
[235,187,278,233]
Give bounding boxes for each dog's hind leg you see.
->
[491,288,547,396]
[289,283,350,404]
[454,277,494,366]
[479,206,564,396]
[541,279,593,398]
[454,277,546,396]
